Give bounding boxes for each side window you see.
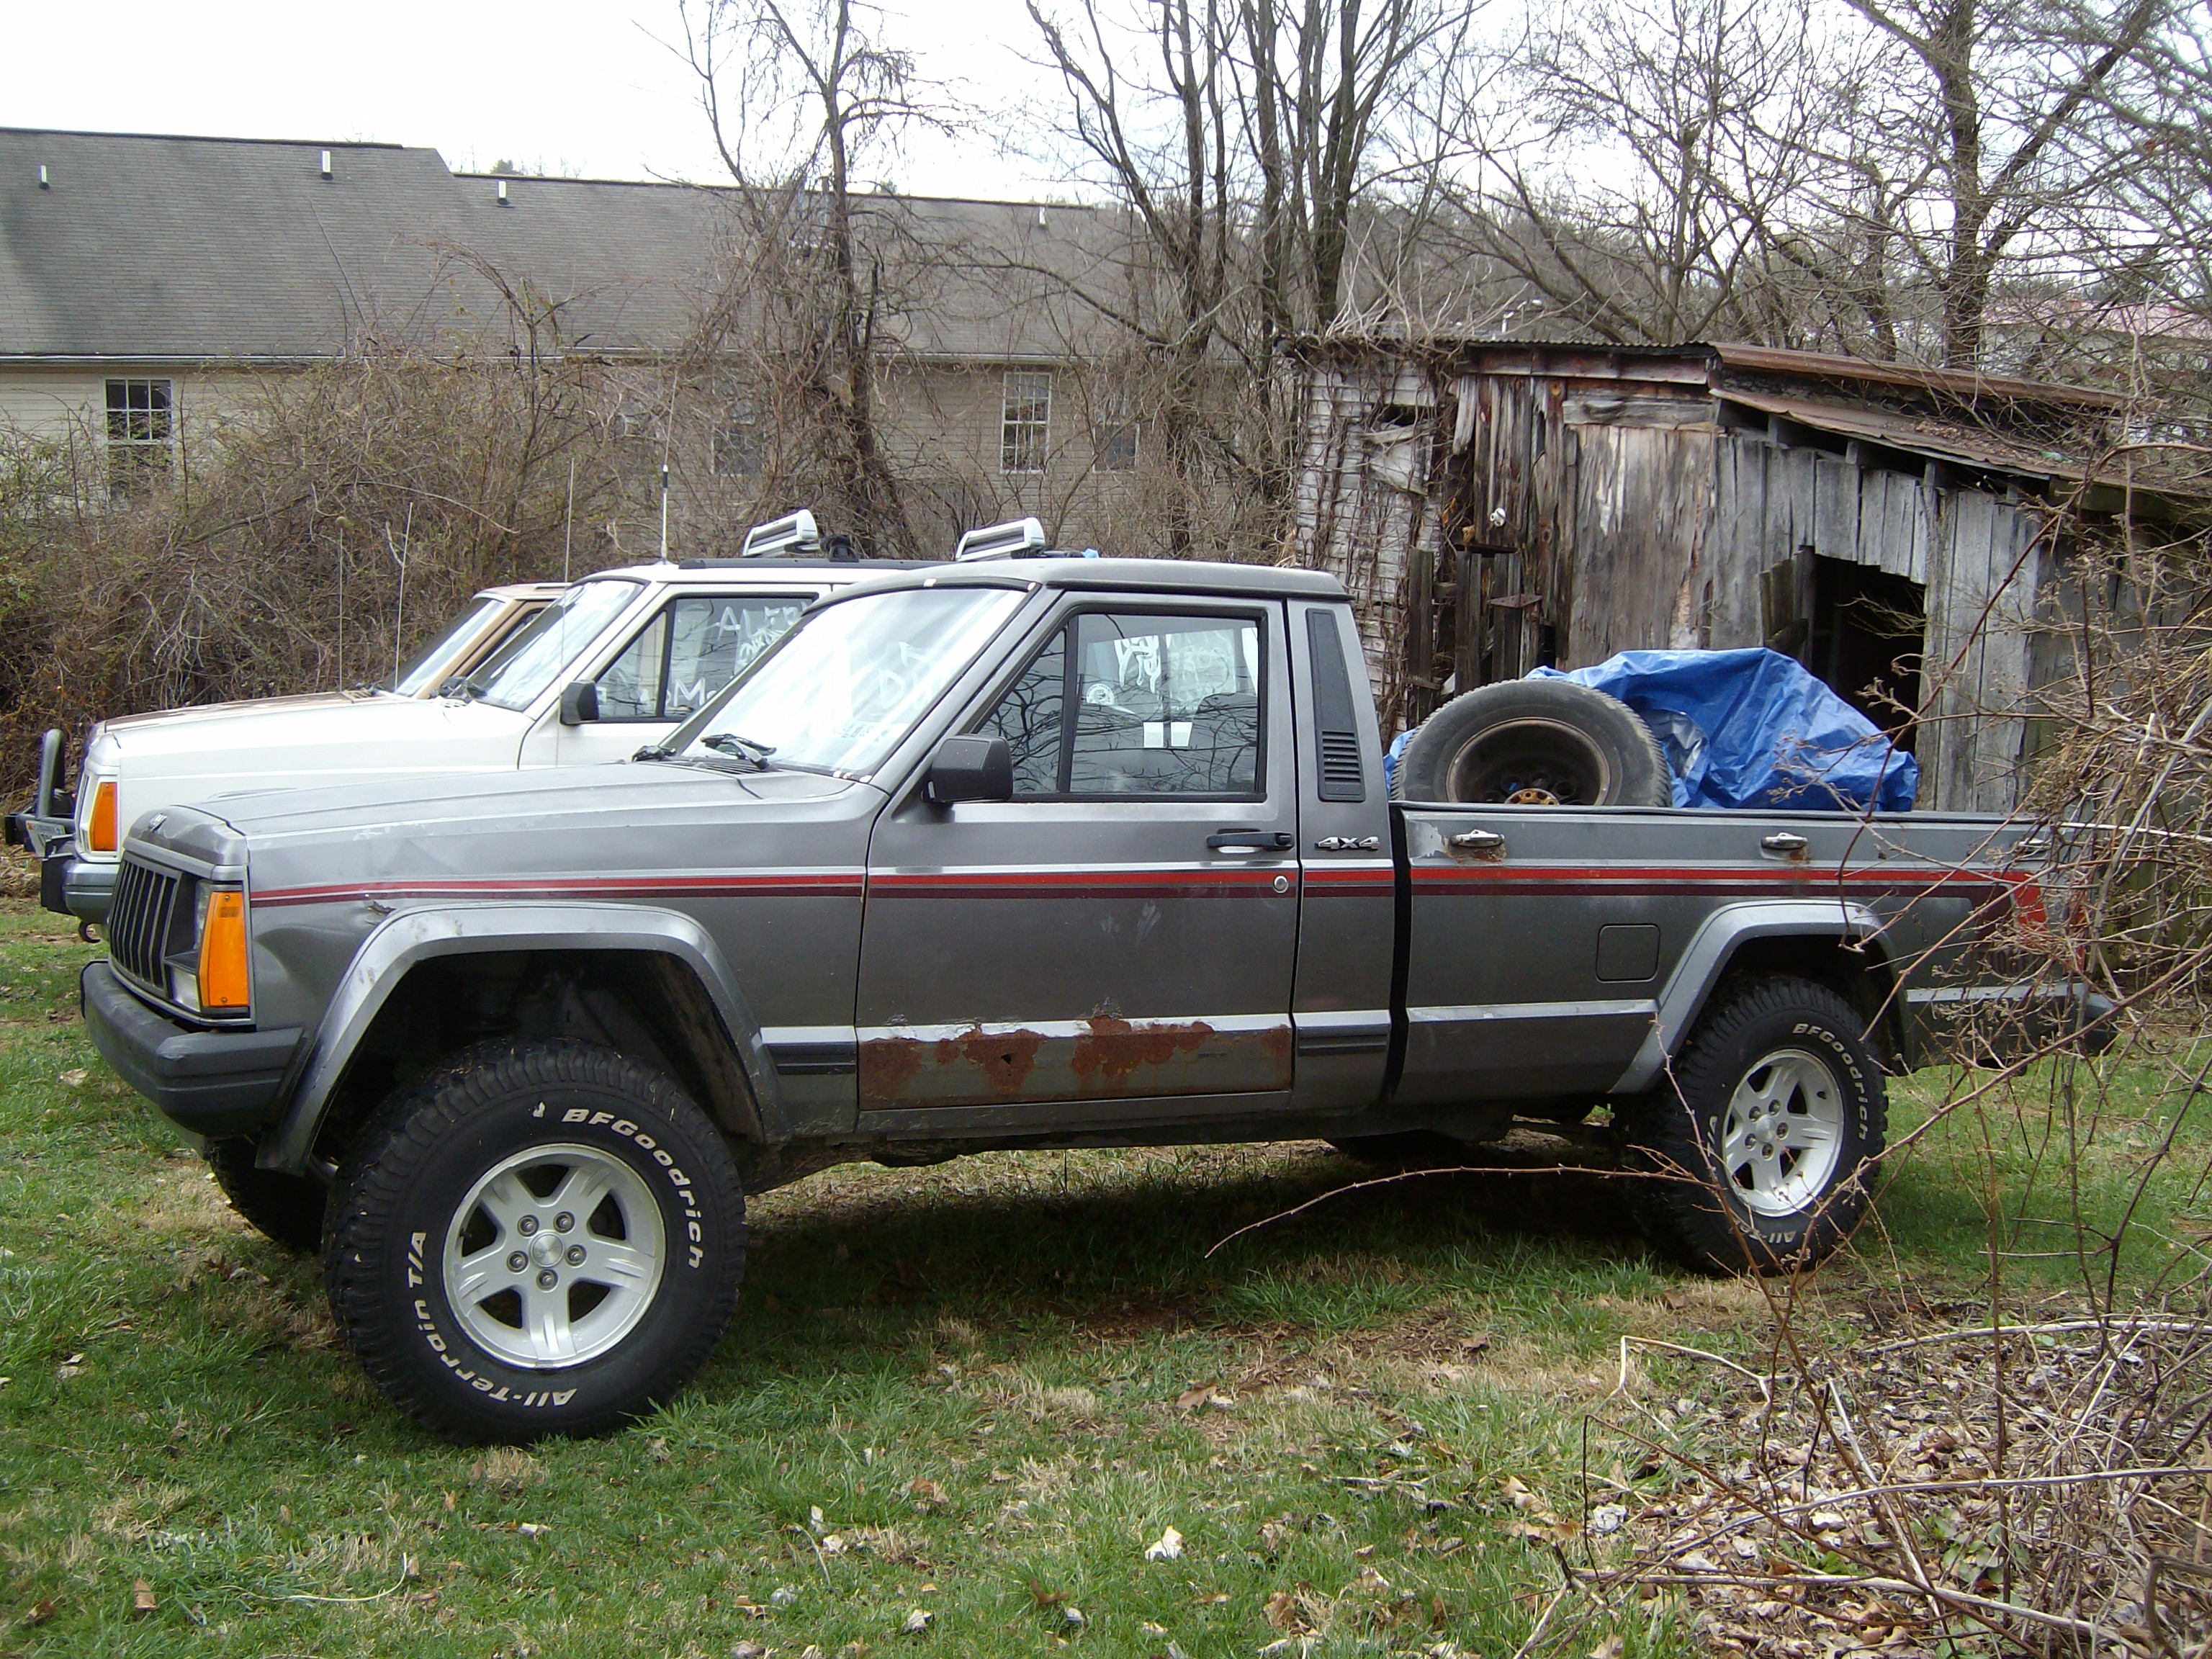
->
[594,613,667,721]
[974,612,1262,796]
[976,628,1067,796]
[1070,613,1261,795]
[664,595,809,717]
[594,595,809,721]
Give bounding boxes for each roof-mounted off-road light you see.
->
[954,517,1049,561]
[740,509,821,559]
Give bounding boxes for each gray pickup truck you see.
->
[81,556,2085,1441]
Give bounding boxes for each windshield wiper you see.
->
[702,732,776,768]
[632,743,678,763]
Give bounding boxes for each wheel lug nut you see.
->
[518,1216,539,1236]
[508,1251,529,1272]
[565,1245,586,1266]
[554,1212,575,1233]
[536,1269,558,1290]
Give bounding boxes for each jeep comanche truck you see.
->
[81,557,2087,1441]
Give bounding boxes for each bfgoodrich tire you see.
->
[1392,679,1671,807]
[1631,976,1886,1274]
[324,1040,745,1443]
[204,1135,327,1253]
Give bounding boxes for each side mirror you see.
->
[926,734,1012,806]
[558,681,601,727]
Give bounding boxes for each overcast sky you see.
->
[1,0,1064,199]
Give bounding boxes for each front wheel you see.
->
[1630,976,1885,1274]
[323,1040,746,1442]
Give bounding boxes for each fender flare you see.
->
[1609,900,1890,1096]
[261,902,785,1173]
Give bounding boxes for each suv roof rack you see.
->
[955,517,1049,561]
[740,509,820,559]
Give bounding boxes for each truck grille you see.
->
[109,857,184,989]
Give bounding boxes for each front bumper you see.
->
[81,961,302,1136]
[4,806,72,858]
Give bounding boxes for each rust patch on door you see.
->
[858,1034,924,1099]
[1070,1013,1215,1088]
[935,1024,1043,1093]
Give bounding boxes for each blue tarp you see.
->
[1529,647,1917,811]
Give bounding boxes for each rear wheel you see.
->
[1631,976,1884,1274]
[323,1040,745,1442]
[204,1136,326,1253]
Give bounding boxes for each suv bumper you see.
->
[59,855,116,925]
[81,961,302,1136]
[4,805,72,858]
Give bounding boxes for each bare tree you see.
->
[1018,0,1481,551]
[680,0,948,554]
[1439,0,1864,348]
[1832,0,2171,365]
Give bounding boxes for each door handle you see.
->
[1761,832,1810,858]
[1207,828,1293,853]
[1450,828,1506,856]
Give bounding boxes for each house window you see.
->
[1093,385,1138,472]
[713,400,761,477]
[1000,371,1051,475]
[105,378,174,493]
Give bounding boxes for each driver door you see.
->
[855,598,1301,1124]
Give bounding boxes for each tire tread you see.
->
[323,1039,743,1442]
[1631,975,1886,1275]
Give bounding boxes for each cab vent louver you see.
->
[1320,731,1364,796]
[1306,610,1367,804]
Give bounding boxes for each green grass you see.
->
[1,893,2205,1657]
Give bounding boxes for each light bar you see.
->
[741,509,822,559]
[954,517,1049,561]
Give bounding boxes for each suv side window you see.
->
[974,611,1262,796]
[594,594,811,721]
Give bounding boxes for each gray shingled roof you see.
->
[0,127,1131,364]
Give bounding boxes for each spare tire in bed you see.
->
[1392,678,1671,806]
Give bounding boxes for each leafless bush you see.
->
[0,334,648,795]
[1508,462,2212,1658]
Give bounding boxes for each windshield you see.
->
[462,580,643,711]
[678,585,1025,775]
[392,596,502,695]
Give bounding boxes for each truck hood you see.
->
[99,694,529,788]
[166,761,881,902]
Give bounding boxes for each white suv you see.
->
[42,544,896,923]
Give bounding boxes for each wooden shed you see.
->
[1290,339,2140,811]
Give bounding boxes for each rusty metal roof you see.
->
[1707,341,2126,412]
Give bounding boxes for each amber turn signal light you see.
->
[198,891,251,1012]
[87,780,117,853]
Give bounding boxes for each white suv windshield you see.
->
[392,595,500,695]
[681,586,1024,775]
[463,580,642,711]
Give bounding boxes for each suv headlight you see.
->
[84,776,118,853]
[171,885,251,1017]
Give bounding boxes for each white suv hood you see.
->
[101,695,534,796]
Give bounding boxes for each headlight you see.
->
[171,884,251,1017]
[85,778,117,853]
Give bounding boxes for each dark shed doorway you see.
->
[1809,557,1925,751]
